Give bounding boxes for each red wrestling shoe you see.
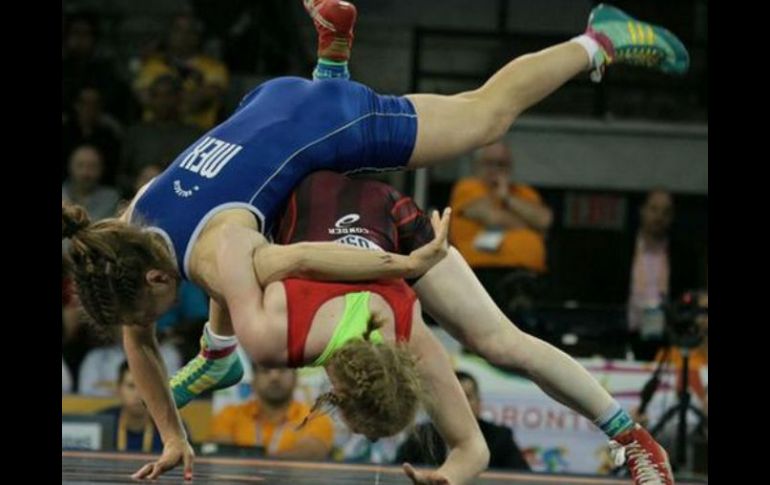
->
[303,0,357,62]
[609,424,675,485]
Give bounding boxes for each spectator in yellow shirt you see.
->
[211,364,334,460]
[134,14,229,130]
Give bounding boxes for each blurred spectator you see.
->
[62,86,123,185]
[78,329,181,397]
[62,11,132,123]
[134,14,229,130]
[63,357,73,394]
[121,75,202,186]
[100,362,183,452]
[449,142,552,309]
[396,371,530,471]
[211,364,334,460]
[625,190,701,360]
[62,145,120,221]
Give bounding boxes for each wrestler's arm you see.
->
[214,224,271,360]
[116,183,195,479]
[252,209,451,285]
[404,316,489,485]
[123,322,194,479]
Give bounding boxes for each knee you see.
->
[461,91,518,145]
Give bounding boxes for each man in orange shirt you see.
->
[210,364,334,460]
[450,142,552,307]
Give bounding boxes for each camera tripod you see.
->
[646,339,708,471]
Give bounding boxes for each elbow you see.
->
[457,431,489,473]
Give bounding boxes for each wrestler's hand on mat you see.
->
[403,463,451,485]
[131,437,195,481]
[407,208,451,277]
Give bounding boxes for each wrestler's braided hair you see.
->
[302,314,422,439]
[62,202,179,328]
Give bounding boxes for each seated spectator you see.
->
[211,364,334,460]
[78,328,181,397]
[100,362,187,452]
[121,75,202,186]
[396,371,530,471]
[62,86,123,185]
[134,14,229,130]
[62,145,120,221]
[449,142,552,310]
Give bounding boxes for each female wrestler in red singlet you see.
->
[219,208,488,485]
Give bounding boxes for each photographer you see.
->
[625,190,704,361]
